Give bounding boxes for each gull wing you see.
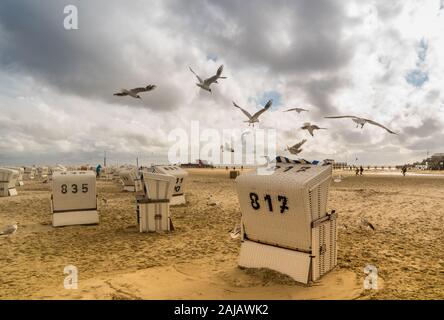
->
[291,139,307,149]
[204,65,226,85]
[132,85,156,93]
[113,91,128,96]
[288,147,302,155]
[189,67,203,83]
[306,127,315,136]
[233,101,253,120]
[284,108,308,113]
[365,119,397,134]
[216,65,227,79]
[216,65,224,77]
[324,115,359,119]
[251,99,272,120]
[204,74,219,85]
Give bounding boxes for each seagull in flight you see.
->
[221,142,234,153]
[113,85,156,99]
[189,65,227,93]
[286,139,307,155]
[324,116,397,134]
[301,122,327,137]
[283,107,309,113]
[0,222,18,236]
[233,99,272,127]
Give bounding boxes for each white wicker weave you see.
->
[235,163,337,283]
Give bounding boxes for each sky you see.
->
[0,0,443,166]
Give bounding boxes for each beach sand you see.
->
[0,169,443,299]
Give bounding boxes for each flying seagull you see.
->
[233,99,272,127]
[324,116,397,134]
[301,122,327,137]
[221,142,234,153]
[283,107,309,113]
[189,65,226,93]
[0,222,18,236]
[113,85,156,99]
[286,139,307,155]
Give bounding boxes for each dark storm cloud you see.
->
[375,1,404,21]
[165,0,355,74]
[402,118,443,138]
[405,133,444,151]
[0,0,184,110]
[0,0,356,113]
[299,75,350,116]
[425,89,440,103]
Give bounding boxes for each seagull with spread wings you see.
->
[189,65,227,93]
[233,99,272,127]
[283,107,309,113]
[113,85,156,99]
[324,116,397,134]
[301,122,327,137]
[286,139,307,155]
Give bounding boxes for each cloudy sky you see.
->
[0,0,443,166]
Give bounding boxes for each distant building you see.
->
[180,159,214,168]
[413,153,444,170]
[429,153,444,170]
[415,164,427,170]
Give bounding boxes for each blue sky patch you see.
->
[248,90,282,110]
[406,38,429,88]
[416,38,428,65]
[405,69,429,88]
[206,53,218,62]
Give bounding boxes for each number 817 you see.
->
[249,192,289,213]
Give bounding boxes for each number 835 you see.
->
[61,183,88,194]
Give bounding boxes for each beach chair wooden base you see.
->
[137,200,171,232]
[239,240,312,284]
[239,213,338,284]
[52,210,99,227]
[170,194,186,206]
[123,185,136,192]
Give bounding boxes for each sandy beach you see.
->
[0,169,443,300]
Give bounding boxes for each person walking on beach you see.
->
[359,166,364,176]
[355,167,359,176]
[401,166,407,176]
[96,164,102,178]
